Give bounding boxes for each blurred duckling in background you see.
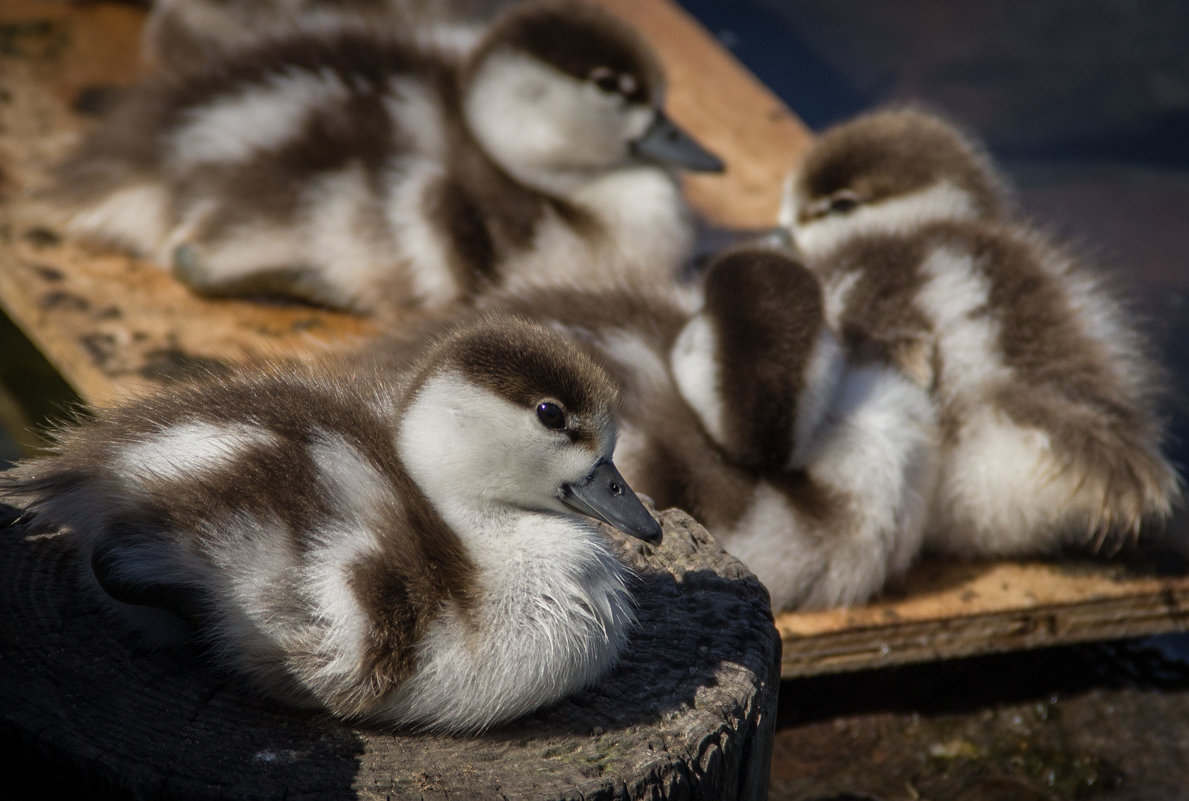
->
[476,248,938,609]
[140,0,515,71]
[781,107,1180,558]
[48,0,722,316]
[1,315,661,732]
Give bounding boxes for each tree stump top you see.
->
[0,507,780,800]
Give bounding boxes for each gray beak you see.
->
[559,459,663,543]
[632,111,725,173]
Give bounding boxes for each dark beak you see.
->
[559,459,663,543]
[631,111,725,173]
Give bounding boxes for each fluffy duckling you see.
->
[1,315,661,732]
[781,107,1180,557]
[48,0,722,315]
[478,248,938,609]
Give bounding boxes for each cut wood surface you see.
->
[0,508,780,800]
[0,0,1185,692]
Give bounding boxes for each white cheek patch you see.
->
[670,315,726,447]
[118,421,277,484]
[397,375,525,528]
[792,181,980,260]
[463,52,569,180]
[167,69,350,169]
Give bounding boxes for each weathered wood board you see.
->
[0,1,377,407]
[1,0,1186,685]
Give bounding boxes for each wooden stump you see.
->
[0,507,780,800]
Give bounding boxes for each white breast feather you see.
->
[385,514,633,731]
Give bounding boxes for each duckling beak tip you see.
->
[632,112,725,174]
[559,459,663,543]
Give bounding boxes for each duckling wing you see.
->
[0,369,442,704]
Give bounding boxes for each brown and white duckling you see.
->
[48,0,722,315]
[479,248,938,609]
[781,107,1180,557]
[1,315,661,732]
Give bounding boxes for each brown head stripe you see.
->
[477,0,661,104]
[433,316,619,442]
[798,107,1007,220]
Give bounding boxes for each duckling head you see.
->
[398,314,662,543]
[461,0,722,194]
[781,107,1010,258]
[671,249,844,472]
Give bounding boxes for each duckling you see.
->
[476,247,938,609]
[48,0,723,316]
[1,315,661,732]
[781,107,1180,558]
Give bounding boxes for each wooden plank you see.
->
[779,553,1189,676]
[0,1,376,407]
[0,0,1185,683]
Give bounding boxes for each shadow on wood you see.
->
[0,507,780,800]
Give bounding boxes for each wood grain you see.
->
[780,554,1189,676]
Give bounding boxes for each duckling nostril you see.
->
[609,481,624,497]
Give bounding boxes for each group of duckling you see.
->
[3,0,1180,732]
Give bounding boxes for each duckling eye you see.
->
[590,67,621,95]
[536,402,566,430]
[828,190,862,214]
